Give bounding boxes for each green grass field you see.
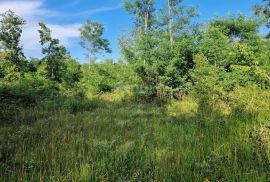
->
[1,93,269,181]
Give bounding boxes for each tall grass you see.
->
[0,88,269,181]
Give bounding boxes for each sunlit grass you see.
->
[0,93,269,181]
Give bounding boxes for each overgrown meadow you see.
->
[1,0,270,181]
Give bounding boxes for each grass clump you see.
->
[64,96,104,114]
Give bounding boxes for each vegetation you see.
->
[79,20,112,64]
[0,0,270,181]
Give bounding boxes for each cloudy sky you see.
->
[0,0,259,63]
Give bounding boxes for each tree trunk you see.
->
[168,0,174,44]
[144,12,148,33]
[51,66,55,79]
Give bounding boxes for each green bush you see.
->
[0,73,57,122]
[81,61,138,93]
[229,84,270,119]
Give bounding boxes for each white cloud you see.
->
[21,23,80,50]
[46,24,81,46]
[0,0,57,19]
[0,0,119,58]
[0,0,81,56]
[77,3,122,16]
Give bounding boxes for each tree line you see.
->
[120,0,270,103]
[0,0,269,110]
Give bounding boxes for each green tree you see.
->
[0,10,26,71]
[198,26,232,67]
[38,22,67,82]
[210,15,261,41]
[162,0,198,44]
[122,0,199,100]
[199,16,270,89]
[192,53,224,115]
[61,57,82,87]
[253,0,270,38]
[81,59,137,93]
[79,19,111,64]
[124,0,156,33]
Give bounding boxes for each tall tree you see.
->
[210,15,261,41]
[167,0,175,43]
[38,22,67,81]
[253,0,270,38]
[124,0,156,33]
[79,19,111,64]
[161,0,198,44]
[0,10,25,70]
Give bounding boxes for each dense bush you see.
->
[81,60,138,93]
[0,73,57,122]
[230,84,270,119]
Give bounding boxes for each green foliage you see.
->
[0,59,20,80]
[82,60,138,93]
[191,53,226,115]
[0,73,56,122]
[38,22,68,82]
[0,10,26,71]
[210,15,261,40]
[160,0,199,43]
[199,26,232,67]
[230,84,270,119]
[124,0,156,32]
[122,0,199,101]
[79,19,111,63]
[122,31,197,100]
[196,15,270,91]
[0,73,55,105]
[61,57,82,87]
[253,0,270,38]
[37,22,82,86]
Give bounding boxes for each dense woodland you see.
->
[1,0,270,181]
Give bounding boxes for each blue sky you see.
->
[0,0,261,63]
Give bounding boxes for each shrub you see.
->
[98,82,113,93]
[229,84,270,119]
[0,73,56,122]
